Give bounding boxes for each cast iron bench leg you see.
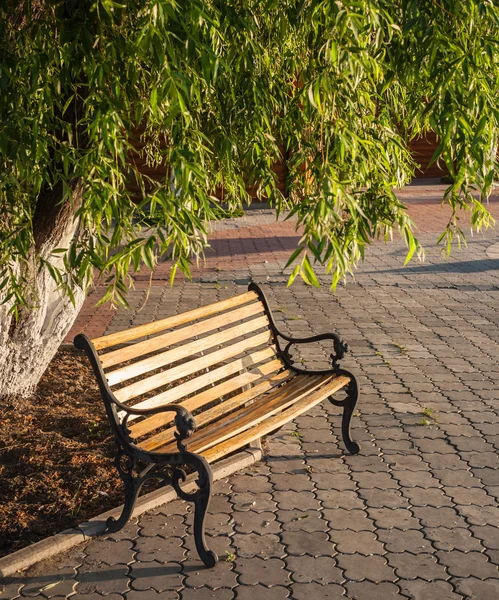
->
[106,451,142,533]
[330,372,361,455]
[173,454,218,568]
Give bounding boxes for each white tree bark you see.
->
[0,184,88,399]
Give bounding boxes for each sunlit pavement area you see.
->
[3,182,499,599]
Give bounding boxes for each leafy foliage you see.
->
[1,0,498,311]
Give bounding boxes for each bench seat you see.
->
[75,282,360,568]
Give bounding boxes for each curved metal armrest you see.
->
[248,282,348,370]
[74,333,196,444]
[281,331,349,365]
[120,401,197,442]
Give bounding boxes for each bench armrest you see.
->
[280,331,349,366]
[121,403,197,442]
[248,282,348,372]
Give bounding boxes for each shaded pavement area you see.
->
[2,183,499,599]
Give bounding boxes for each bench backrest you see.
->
[80,288,291,444]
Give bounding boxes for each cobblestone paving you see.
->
[3,188,499,599]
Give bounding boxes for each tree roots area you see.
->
[0,349,124,558]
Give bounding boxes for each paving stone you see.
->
[179,588,233,600]
[235,585,289,600]
[134,535,185,564]
[398,579,461,600]
[183,532,234,559]
[212,479,233,495]
[235,557,289,586]
[230,475,272,493]
[486,550,499,567]
[269,473,315,492]
[331,530,384,556]
[158,499,188,517]
[204,512,233,536]
[386,553,448,581]
[140,514,186,539]
[230,492,276,512]
[302,442,343,457]
[389,470,440,488]
[183,558,237,589]
[80,538,135,566]
[457,505,499,526]
[309,472,354,490]
[357,488,408,509]
[209,495,234,514]
[267,458,307,474]
[420,453,468,470]
[411,438,455,454]
[384,454,428,471]
[279,509,328,533]
[437,551,499,578]
[448,435,497,452]
[336,554,396,583]
[461,451,499,469]
[287,555,343,584]
[376,528,433,554]
[129,562,182,592]
[374,439,415,454]
[345,581,402,600]
[20,577,75,599]
[291,582,346,599]
[76,562,130,595]
[401,486,453,507]
[325,508,375,532]
[472,467,499,486]
[232,510,280,534]
[350,472,399,490]
[424,527,484,552]
[69,595,124,600]
[281,530,334,557]
[232,532,285,559]
[443,486,496,506]
[273,490,320,511]
[471,525,499,550]
[0,582,23,600]
[126,591,179,600]
[411,506,467,529]
[367,508,420,530]
[432,469,482,487]
[453,578,499,600]
[316,489,365,510]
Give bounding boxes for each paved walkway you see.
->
[3,184,499,599]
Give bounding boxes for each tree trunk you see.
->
[0,183,87,399]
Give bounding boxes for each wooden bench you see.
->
[75,283,360,568]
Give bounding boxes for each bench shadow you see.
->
[2,564,182,587]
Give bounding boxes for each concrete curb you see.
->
[0,447,261,579]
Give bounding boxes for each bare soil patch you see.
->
[0,349,123,558]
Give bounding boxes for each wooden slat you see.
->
[186,375,331,454]
[153,375,334,455]
[201,375,351,463]
[121,345,280,421]
[128,356,285,437]
[138,368,293,450]
[106,315,269,386]
[100,302,265,369]
[114,331,273,405]
[114,330,273,403]
[92,291,259,350]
